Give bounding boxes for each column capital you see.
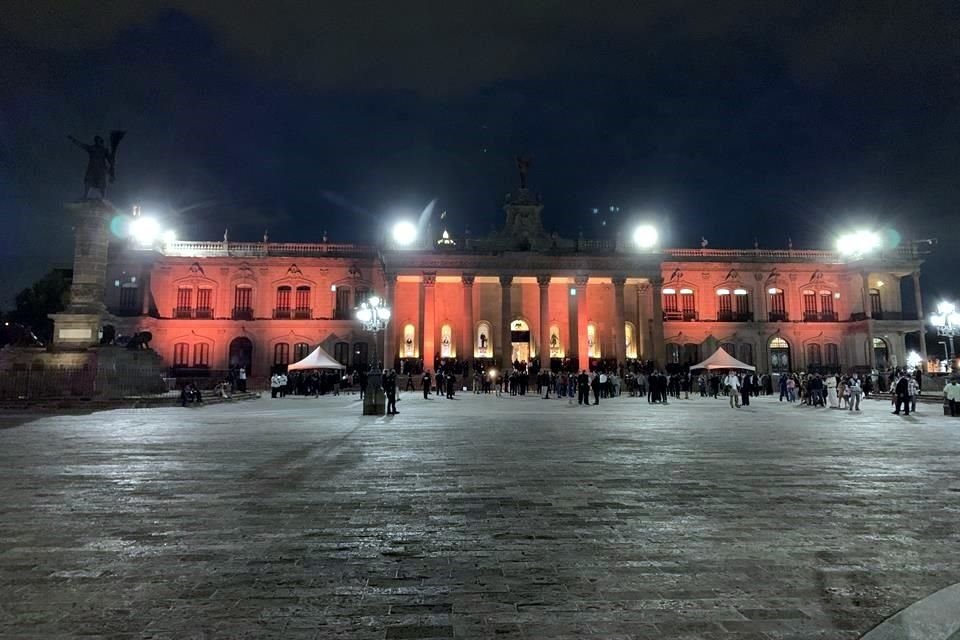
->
[461,273,476,286]
[499,275,514,287]
[638,283,650,293]
[611,276,627,287]
[537,274,552,287]
[574,274,589,287]
[422,272,436,286]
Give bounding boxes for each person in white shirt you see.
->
[279,373,288,398]
[270,374,280,398]
[826,374,839,408]
[724,371,741,408]
[944,379,960,417]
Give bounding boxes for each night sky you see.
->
[1,2,958,307]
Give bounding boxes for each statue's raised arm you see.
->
[68,131,125,199]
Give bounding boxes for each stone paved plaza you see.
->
[1,391,959,639]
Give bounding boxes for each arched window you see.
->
[440,324,454,358]
[624,322,637,359]
[334,341,350,365]
[193,343,210,367]
[119,283,138,311]
[586,323,600,358]
[806,343,822,367]
[295,286,311,318]
[825,343,839,367]
[274,343,290,365]
[549,323,563,357]
[173,343,189,367]
[768,287,787,321]
[275,286,292,318]
[353,342,369,369]
[293,342,310,361]
[770,336,789,349]
[233,285,253,320]
[354,287,370,305]
[720,342,736,356]
[175,287,193,318]
[666,343,681,364]
[402,323,417,357]
[334,287,351,319]
[739,343,753,365]
[475,321,491,357]
[769,336,790,373]
[683,343,699,365]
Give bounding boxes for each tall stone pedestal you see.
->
[50,200,116,349]
[363,372,386,415]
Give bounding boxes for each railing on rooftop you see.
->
[664,246,920,261]
[160,241,376,258]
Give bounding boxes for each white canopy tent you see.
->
[287,345,346,371]
[689,346,756,371]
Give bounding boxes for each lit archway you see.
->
[475,321,492,358]
[769,336,790,373]
[510,319,531,363]
[587,323,601,358]
[440,323,454,358]
[624,322,637,359]
[401,323,416,358]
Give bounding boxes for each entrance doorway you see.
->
[229,337,253,374]
[769,336,790,373]
[510,319,531,364]
[873,337,889,369]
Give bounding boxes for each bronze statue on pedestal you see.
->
[68,130,126,199]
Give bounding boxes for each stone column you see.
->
[462,274,475,361]
[913,270,928,369]
[862,272,875,369]
[575,275,589,370]
[537,275,551,369]
[637,284,648,360]
[51,200,116,348]
[384,273,397,369]
[422,272,436,369]
[500,276,513,365]
[650,277,666,366]
[612,276,626,366]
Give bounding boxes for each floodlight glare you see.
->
[392,220,418,246]
[162,230,177,244]
[130,216,160,245]
[633,224,659,249]
[836,229,881,256]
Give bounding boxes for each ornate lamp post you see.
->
[356,295,391,415]
[930,301,959,371]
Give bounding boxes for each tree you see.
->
[7,269,72,344]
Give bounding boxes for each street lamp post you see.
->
[931,301,959,371]
[356,296,391,415]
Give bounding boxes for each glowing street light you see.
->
[356,295,391,369]
[836,229,881,257]
[906,350,923,371]
[130,216,161,246]
[632,224,659,249]
[391,220,418,247]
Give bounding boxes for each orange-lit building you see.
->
[104,190,927,381]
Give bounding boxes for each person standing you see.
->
[944,378,960,417]
[238,367,247,392]
[725,370,741,408]
[740,372,751,407]
[591,372,601,405]
[577,370,590,406]
[826,374,839,408]
[908,375,920,414]
[893,373,910,415]
[422,369,432,399]
[385,369,398,414]
[848,375,862,411]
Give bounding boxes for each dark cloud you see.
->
[3,1,957,95]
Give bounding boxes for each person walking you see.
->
[724,370,741,408]
[944,378,960,417]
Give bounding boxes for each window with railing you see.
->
[720,342,736,356]
[666,343,680,364]
[870,288,882,317]
[173,342,190,367]
[193,343,210,367]
[274,343,290,365]
[768,287,787,321]
[819,291,836,320]
[734,290,751,318]
[120,285,138,311]
[196,289,213,318]
[806,343,822,366]
[233,286,253,320]
[739,343,754,365]
[717,288,751,322]
[334,287,351,320]
[680,289,696,320]
[717,289,733,319]
[175,287,193,318]
[275,286,292,318]
[663,288,679,318]
[802,289,837,321]
[802,290,818,321]
[355,287,370,305]
[295,286,311,318]
[353,342,369,369]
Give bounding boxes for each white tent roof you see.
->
[689,346,756,371]
[287,345,345,371]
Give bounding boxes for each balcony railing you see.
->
[664,310,699,321]
[195,307,214,319]
[274,308,292,319]
[232,307,254,321]
[803,311,839,322]
[173,306,193,319]
[872,311,917,321]
[293,308,312,319]
[717,311,754,322]
[768,311,789,322]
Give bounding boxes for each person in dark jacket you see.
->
[591,372,601,405]
[385,370,398,414]
[893,373,910,415]
[422,370,432,399]
[577,370,590,405]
